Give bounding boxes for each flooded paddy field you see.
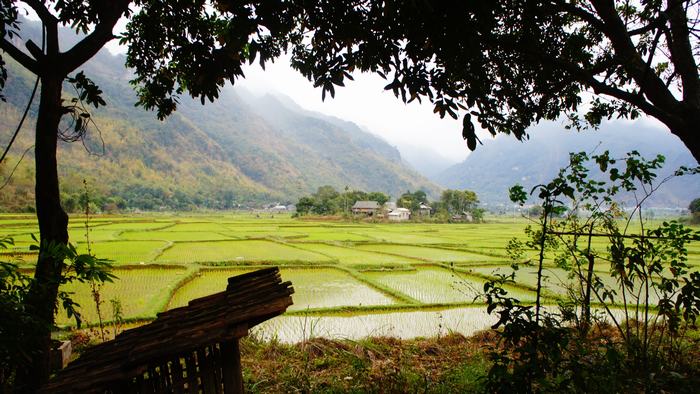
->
[2,213,697,342]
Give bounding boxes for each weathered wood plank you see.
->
[170,356,185,394]
[221,339,244,394]
[199,347,218,394]
[41,268,293,393]
[185,353,199,394]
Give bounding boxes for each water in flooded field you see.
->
[252,306,497,343]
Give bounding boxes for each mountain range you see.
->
[0,28,438,211]
[436,122,699,208]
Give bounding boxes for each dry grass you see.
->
[239,332,492,393]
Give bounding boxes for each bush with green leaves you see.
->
[0,236,114,390]
[483,151,700,392]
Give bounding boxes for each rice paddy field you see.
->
[2,212,697,342]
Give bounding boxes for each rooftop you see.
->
[352,200,381,209]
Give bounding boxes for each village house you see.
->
[352,200,381,216]
[451,211,474,222]
[388,207,411,221]
[418,203,431,216]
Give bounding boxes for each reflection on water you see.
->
[252,306,634,344]
[252,307,497,343]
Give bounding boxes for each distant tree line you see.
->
[432,189,484,222]
[60,187,252,213]
[296,186,484,222]
[0,178,271,213]
[398,189,485,222]
[296,185,390,216]
[690,198,700,224]
[395,190,427,212]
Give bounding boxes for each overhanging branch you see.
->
[20,0,58,26]
[0,39,38,74]
[551,0,606,31]
[60,0,131,73]
[590,0,681,112]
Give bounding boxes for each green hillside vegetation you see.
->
[0,28,438,213]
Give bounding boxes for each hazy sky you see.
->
[102,15,671,166]
[107,45,669,165]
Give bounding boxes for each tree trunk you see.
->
[16,73,69,392]
[674,107,700,164]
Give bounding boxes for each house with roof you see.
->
[451,211,474,222]
[352,200,381,216]
[418,203,432,216]
[388,207,411,221]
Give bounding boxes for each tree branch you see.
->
[20,0,58,26]
[589,0,680,113]
[60,1,131,74]
[579,70,678,128]
[551,0,606,31]
[665,0,700,105]
[0,38,38,74]
[540,43,679,128]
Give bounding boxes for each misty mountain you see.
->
[0,20,439,211]
[396,144,457,179]
[436,123,699,208]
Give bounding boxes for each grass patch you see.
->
[292,242,423,266]
[56,266,192,326]
[74,240,169,265]
[168,267,397,311]
[118,230,235,241]
[239,333,490,393]
[156,240,332,264]
[362,266,534,304]
[356,244,504,264]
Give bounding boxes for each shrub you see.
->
[482,151,700,392]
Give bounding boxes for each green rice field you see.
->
[1,213,697,341]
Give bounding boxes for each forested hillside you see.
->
[0,22,437,212]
